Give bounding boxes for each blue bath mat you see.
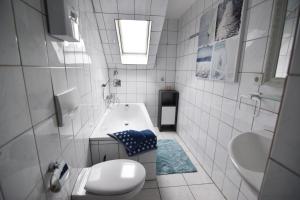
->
[156,139,197,175]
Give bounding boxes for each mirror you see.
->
[260,0,300,99]
[275,0,300,79]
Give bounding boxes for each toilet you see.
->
[72,159,146,200]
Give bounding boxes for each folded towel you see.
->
[108,129,157,156]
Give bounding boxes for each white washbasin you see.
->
[228,131,272,193]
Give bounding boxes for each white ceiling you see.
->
[166,0,196,19]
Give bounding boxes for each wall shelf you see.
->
[157,90,179,132]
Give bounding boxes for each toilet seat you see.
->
[72,159,146,200]
[85,159,146,195]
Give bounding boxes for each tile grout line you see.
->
[270,158,300,178]
[10,0,50,196]
[182,173,197,200]
[176,132,228,200]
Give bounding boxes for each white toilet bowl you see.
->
[72,159,146,200]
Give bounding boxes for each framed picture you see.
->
[215,0,244,41]
[196,0,247,82]
[211,37,239,82]
[198,8,217,47]
[196,45,213,79]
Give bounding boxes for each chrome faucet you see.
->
[104,93,119,107]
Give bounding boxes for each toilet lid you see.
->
[84,159,146,195]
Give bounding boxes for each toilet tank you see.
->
[46,0,79,42]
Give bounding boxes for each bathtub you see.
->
[91,103,155,140]
[89,103,157,180]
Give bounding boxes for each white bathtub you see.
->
[90,103,155,141]
[89,103,157,180]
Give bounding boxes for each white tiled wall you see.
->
[260,14,300,199]
[0,0,293,199]
[260,160,300,199]
[0,0,109,199]
[174,0,281,200]
[109,19,178,126]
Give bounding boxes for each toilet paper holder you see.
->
[48,161,70,192]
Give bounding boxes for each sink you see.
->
[228,131,273,193]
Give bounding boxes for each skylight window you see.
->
[115,19,151,65]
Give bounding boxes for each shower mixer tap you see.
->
[105,94,119,107]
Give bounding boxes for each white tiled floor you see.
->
[133,129,226,200]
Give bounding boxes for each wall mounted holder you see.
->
[239,91,282,117]
[48,161,69,193]
[239,93,262,117]
[46,0,79,42]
